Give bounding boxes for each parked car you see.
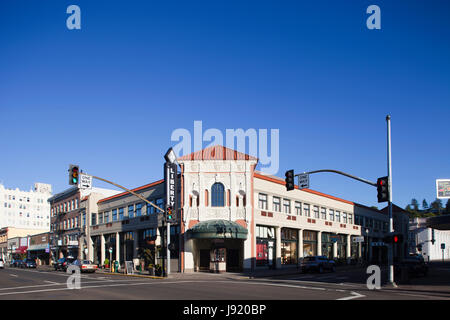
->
[10,259,21,267]
[0,259,4,269]
[69,259,98,273]
[54,257,76,271]
[300,256,336,273]
[394,256,428,277]
[20,258,37,268]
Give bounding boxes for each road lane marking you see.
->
[9,274,18,277]
[337,291,365,300]
[44,281,60,285]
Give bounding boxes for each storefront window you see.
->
[281,228,298,264]
[256,225,275,267]
[303,230,317,257]
[321,233,334,259]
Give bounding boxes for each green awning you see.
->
[186,219,248,240]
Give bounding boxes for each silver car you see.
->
[301,256,336,273]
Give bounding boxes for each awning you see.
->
[28,244,49,251]
[186,219,248,240]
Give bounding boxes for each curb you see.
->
[100,272,165,280]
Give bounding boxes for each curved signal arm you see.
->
[296,169,377,187]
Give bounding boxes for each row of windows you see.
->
[51,198,79,216]
[354,215,388,232]
[51,216,80,231]
[91,198,164,226]
[258,193,353,224]
[3,194,44,203]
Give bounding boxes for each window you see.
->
[258,194,268,210]
[313,206,319,218]
[136,203,142,216]
[119,207,124,220]
[112,209,117,221]
[348,214,353,224]
[211,183,225,207]
[329,209,335,221]
[321,207,327,220]
[128,205,134,219]
[156,198,164,211]
[147,201,155,215]
[303,203,310,217]
[283,199,291,214]
[91,213,97,226]
[104,212,110,223]
[343,212,347,224]
[98,212,104,224]
[295,202,302,215]
[335,211,341,222]
[273,196,281,212]
[82,213,86,226]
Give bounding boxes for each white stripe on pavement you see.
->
[337,291,365,300]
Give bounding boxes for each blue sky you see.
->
[0,0,449,209]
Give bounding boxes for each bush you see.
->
[104,258,110,267]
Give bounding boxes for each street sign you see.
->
[79,174,92,190]
[436,179,450,199]
[352,236,365,243]
[371,242,386,247]
[298,173,309,189]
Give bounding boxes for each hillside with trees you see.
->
[405,198,450,218]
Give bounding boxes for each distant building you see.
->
[0,182,52,231]
[409,218,450,261]
[0,227,48,261]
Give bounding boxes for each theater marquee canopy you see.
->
[186,220,248,240]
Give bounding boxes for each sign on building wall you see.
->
[436,179,450,199]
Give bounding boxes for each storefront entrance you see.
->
[186,219,248,273]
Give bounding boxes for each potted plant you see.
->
[104,258,110,269]
[155,264,162,276]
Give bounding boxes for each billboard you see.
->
[436,179,450,199]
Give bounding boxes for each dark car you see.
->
[20,258,37,268]
[54,257,76,271]
[300,256,336,273]
[394,255,428,277]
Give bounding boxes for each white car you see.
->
[0,259,4,269]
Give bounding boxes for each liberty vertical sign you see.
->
[164,148,178,221]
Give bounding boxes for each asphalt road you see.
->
[0,263,449,300]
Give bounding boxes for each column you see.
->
[333,241,337,259]
[115,232,120,262]
[133,231,139,259]
[275,226,281,269]
[100,234,105,266]
[88,236,94,262]
[298,229,303,261]
[346,234,351,264]
[317,231,322,256]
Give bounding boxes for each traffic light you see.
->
[376,176,389,203]
[69,165,79,185]
[383,234,393,244]
[383,233,403,244]
[166,206,173,222]
[285,170,295,191]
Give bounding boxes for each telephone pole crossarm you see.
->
[296,169,377,187]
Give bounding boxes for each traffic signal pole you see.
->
[386,115,396,286]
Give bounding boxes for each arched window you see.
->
[211,183,225,207]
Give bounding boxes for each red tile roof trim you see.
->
[177,145,258,161]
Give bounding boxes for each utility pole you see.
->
[386,114,396,286]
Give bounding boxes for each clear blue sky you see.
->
[0,0,449,209]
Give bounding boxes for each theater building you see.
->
[91,145,391,273]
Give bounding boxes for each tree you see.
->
[422,199,429,211]
[430,199,444,214]
[411,198,419,211]
[445,199,450,214]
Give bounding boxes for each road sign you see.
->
[79,174,92,190]
[352,236,365,243]
[436,179,450,199]
[298,173,309,189]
